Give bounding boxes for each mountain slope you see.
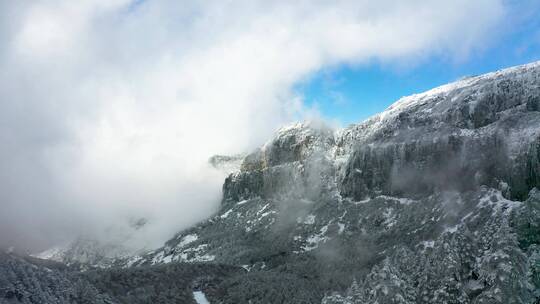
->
[15,61,540,304]
[0,251,115,304]
[130,61,540,303]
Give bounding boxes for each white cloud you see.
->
[0,0,506,251]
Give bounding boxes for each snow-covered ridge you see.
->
[385,60,540,115]
[31,237,135,269]
[335,60,540,156]
[237,61,540,170]
[31,217,152,269]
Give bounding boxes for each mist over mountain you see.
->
[0,0,509,253]
[2,1,540,303]
[2,62,540,303]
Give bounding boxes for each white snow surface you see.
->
[237,199,249,205]
[193,291,210,304]
[32,246,65,262]
[178,234,198,247]
[220,209,233,219]
[302,224,330,251]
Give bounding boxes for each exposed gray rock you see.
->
[137,61,540,303]
[25,61,540,303]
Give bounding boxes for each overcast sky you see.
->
[0,0,519,251]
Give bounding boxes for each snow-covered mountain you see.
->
[32,237,132,270]
[132,61,540,303]
[4,61,540,303]
[31,217,151,270]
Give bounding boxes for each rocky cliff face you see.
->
[3,61,540,304]
[133,61,540,303]
[338,64,540,201]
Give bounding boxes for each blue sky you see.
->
[300,1,540,125]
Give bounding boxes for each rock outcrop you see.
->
[137,61,540,303]
[7,61,540,304]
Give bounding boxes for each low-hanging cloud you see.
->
[0,0,507,251]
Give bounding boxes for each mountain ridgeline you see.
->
[2,62,540,303]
